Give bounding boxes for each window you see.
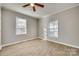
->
[48,20,58,38]
[16,17,27,35]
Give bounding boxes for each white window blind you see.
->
[16,17,27,35]
[48,20,58,38]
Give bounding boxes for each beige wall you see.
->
[1,8,38,45]
[58,6,79,46]
[0,4,1,49]
[38,6,79,47]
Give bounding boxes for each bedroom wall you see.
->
[0,4,1,49]
[58,6,79,47]
[38,6,79,47]
[1,8,38,45]
[38,17,49,40]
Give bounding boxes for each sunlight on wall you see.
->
[43,28,47,40]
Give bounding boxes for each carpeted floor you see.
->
[0,39,79,56]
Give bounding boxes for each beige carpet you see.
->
[0,39,79,56]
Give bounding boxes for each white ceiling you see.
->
[1,3,79,18]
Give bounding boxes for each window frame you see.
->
[16,17,27,35]
[48,20,58,38]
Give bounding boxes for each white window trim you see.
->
[48,20,58,38]
[16,17,27,35]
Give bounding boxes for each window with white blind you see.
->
[16,17,27,35]
[48,20,58,38]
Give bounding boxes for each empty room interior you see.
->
[0,3,79,56]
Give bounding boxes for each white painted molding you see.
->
[47,39,79,49]
[2,38,37,47]
[2,37,79,49]
[37,37,44,40]
[38,37,79,49]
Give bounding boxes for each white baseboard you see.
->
[2,38,37,48]
[47,39,79,49]
[37,37,43,39]
[2,37,79,49]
